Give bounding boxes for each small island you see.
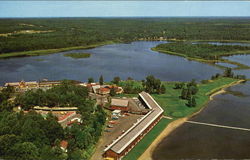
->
[64,52,91,59]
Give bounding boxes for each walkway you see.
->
[186,120,250,132]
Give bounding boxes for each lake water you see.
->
[153,81,250,159]
[223,54,250,78]
[215,62,237,68]
[0,41,222,85]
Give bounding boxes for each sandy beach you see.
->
[138,79,245,160]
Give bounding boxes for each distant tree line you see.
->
[2,18,250,54]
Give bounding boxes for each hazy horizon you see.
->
[0,1,250,18]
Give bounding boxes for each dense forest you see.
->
[154,42,250,60]
[1,17,250,54]
[0,81,106,160]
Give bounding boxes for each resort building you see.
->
[103,91,164,160]
[5,80,39,92]
[110,98,129,111]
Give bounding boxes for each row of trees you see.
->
[88,75,166,95]
[210,68,246,80]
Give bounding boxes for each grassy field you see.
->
[64,52,91,59]
[152,43,250,69]
[123,118,172,160]
[152,78,238,118]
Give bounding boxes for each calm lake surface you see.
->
[153,81,250,159]
[0,41,222,85]
[223,54,250,78]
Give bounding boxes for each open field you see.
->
[152,78,238,118]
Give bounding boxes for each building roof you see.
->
[111,98,129,107]
[25,81,38,85]
[100,87,110,92]
[92,85,101,93]
[58,111,76,122]
[60,140,68,149]
[104,92,163,154]
[4,82,19,87]
[112,110,121,114]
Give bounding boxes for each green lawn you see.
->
[152,78,237,118]
[123,118,172,160]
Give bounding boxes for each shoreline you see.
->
[2,39,250,61]
[138,79,244,160]
[151,47,250,70]
[0,41,115,59]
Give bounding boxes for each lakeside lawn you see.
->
[64,52,91,59]
[123,118,172,160]
[123,77,238,160]
[152,77,237,118]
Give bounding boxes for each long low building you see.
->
[103,91,164,160]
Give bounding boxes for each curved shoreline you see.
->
[138,79,244,160]
[151,47,250,70]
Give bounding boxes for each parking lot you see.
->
[91,113,143,160]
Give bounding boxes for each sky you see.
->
[0,1,250,17]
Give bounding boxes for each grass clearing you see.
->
[152,78,238,118]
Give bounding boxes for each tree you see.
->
[88,77,94,84]
[127,77,133,80]
[187,96,196,107]
[145,75,162,94]
[99,75,104,85]
[11,142,39,160]
[113,76,121,85]
[181,88,188,99]
[68,149,84,160]
[174,82,184,89]
[110,87,116,96]
[223,67,234,77]
[187,79,197,87]
[160,85,166,94]
[189,86,198,95]
[0,134,20,156]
